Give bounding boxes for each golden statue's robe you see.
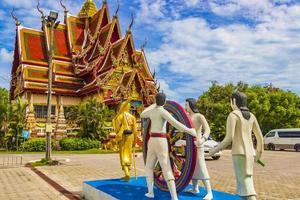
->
[113,107,137,180]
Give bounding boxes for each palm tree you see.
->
[9,97,27,151]
[67,98,113,140]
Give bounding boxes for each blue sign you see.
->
[130,101,142,107]
[21,130,30,139]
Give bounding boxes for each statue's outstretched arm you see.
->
[161,108,196,136]
[210,113,236,154]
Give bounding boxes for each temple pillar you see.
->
[25,93,36,137]
[55,96,67,140]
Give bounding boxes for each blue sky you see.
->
[0,0,300,103]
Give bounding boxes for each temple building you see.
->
[9,0,158,138]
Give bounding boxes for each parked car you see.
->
[174,137,221,160]
[204,137,221,160]
[264,128,300,151]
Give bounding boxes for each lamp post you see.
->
[45,11,59,160]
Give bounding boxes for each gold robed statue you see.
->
[112,100,138,181]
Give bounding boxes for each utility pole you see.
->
[45,11,59,160]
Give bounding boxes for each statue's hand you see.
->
[194,137,205,147]
[188,128,197,137]
[255,151,262,162]
[198,137,205,146]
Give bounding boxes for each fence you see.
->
[0,155,23,168]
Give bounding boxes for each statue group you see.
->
[113,92,264,200]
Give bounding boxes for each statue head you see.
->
[155,92,166,106]
[231,91,250,120]
[119,100,131,113]
[185,98,199,114]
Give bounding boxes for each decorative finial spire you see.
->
[135,38,147,65]
[37,0,46,22]
[11,8,21,26]
[157,83,160,92]
[128,13,134,31]
[140,38,147,51]
[152,69,156,79]
[103,0,107,4]
[60,0,69,13]
[114,0,120,18]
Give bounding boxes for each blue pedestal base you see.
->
[83,177,239,200]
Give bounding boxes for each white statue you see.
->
[209,91,264,200]
[185,98,213,200]
[141,93,197,200]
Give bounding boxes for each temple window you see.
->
[34,105,56,119]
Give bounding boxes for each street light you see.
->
[48,11,58,22]
[45,10,59,161]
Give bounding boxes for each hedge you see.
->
[20,138,54,152]
[59,138,100,151]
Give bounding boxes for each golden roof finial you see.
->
[78,0,98,18]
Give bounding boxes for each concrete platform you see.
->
[82,177,239,200]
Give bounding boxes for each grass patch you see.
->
[30,158,60,167]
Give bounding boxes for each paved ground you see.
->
[0,166,67,200]
[0,150,299,200]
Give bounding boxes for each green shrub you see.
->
[59,138,100,151]
[30,158,59,167]
[20,138,54,152]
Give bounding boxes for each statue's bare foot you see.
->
[145,192,154,198]
[186,189,200,194]
[203,192,213,200]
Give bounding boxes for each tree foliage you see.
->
[197,82,300,141]
[0,88,10,147]
[8,97,27,150]
[0,88,27,150]
[66,98,114,141]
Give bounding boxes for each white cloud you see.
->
[209,0,273,19]
[136,0,167,23]
[185,0,201,7]
[0,48,13,88]
[3,0,35,9]
[142,2,300,101]
[0,48,13,63]
[135,0,208,24]
[158,79,178,100]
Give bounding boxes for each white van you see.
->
[264,128,300,151]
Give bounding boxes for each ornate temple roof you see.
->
[10,0,157,105]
